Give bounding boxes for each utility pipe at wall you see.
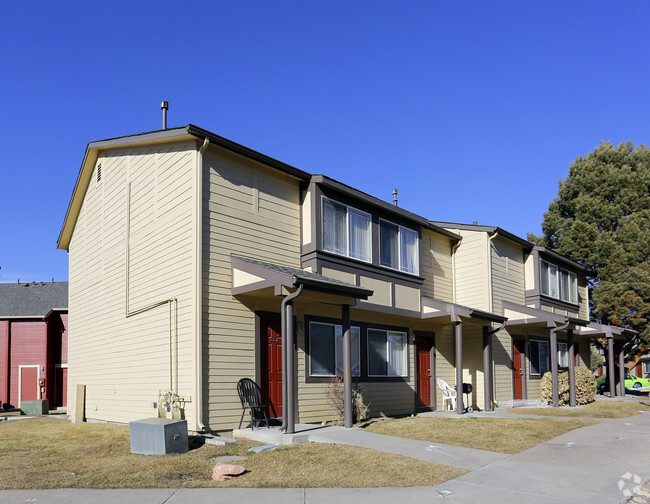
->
[125,182,179,396]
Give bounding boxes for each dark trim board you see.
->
[303,315,412,384]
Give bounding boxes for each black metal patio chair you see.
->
[237,378,270,430]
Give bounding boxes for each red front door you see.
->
[513,339,525,400]
[416,337,431,407]
[20,366,39,403]
[261,318,282,418]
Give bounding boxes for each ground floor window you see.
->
[643,361,650,376]
[558,342,568,368]
[367,329,407,377]
[309,322,360,377]
[529,339,549,376]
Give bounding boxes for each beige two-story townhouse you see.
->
[57,124,629,433]
[433,222,631,406]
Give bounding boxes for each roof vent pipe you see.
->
[161,101,169,129]
[392,188,398,207]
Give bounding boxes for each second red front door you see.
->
[416,336,432,407]
[261,318,282,418]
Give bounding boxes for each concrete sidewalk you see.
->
[431,410,650,503]
[1,410,648,504]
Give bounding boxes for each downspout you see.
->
[4,321,10,405]
[487,232,499,313]
[451,240,461,304]
[195,137,209,432]
[281,282,304,433]
[486,319,507,411]
[550,319,570,407]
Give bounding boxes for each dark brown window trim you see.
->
[303,315,411,384]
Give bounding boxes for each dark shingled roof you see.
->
[0,282,68,318]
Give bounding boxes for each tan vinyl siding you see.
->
[67,141,197,428]
[578,277,589,320]
[490,238,525,314]
[453,230,489,311]
[462,324,484,410]
[202,146,301,430]
[434,325,455,411]
[492,329,513,403]
[420,231,453,302]
[577,338,590,368]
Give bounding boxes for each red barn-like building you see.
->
[0,282,68,410]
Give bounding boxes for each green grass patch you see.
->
[507,400,650,418]
[365,416,596,454]
[0,417,465,489]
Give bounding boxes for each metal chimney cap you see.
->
[161,101,169,110]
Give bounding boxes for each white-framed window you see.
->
[540,260,559,299]
[541,260,578,304]
[529,339,550,376]
[643,361,650,376]
[367,329,408,377]
[309,322,360,377]
[379,219,419,275]
[322,197,371,263]
[558,342,568,368]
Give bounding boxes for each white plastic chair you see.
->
[437,378,457,411]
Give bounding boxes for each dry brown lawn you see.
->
[365,416,596,454]
[0,417,465,489]
[506,399,650,418]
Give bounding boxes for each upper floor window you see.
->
[322,198,371,263]
[379,220,419,275]
[540,260,577,304]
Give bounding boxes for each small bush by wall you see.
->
[540,367,597,406]
[325,376,370,424]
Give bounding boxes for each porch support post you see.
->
[568,329,576,407]
[482,325,492,412]
[455,321,464,414]
[550,328,559,408]
[342,304,353,428]
[285,299,296,433]
[607,334,616,397]
[618,340,626,397]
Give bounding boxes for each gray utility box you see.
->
[129,418,188,455]
[21,399,49,415]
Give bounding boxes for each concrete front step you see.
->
[497,399,548,408]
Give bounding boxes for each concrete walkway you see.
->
[1,409,649,504]
[233,421,508,470]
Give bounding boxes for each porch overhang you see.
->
[231,255,373,302]
[421,297,506,325]
[502,301,589,331]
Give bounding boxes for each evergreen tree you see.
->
[529,141,650,368]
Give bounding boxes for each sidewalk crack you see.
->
[161,488,179,504]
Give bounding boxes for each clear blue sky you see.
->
[1,1,649,283]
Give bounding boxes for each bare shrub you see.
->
[324,376,370,424]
